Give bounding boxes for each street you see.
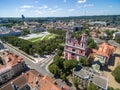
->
[3,43,54,76]
[3,43,74,90]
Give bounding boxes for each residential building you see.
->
[89,21,107,26]
[0,51,26,84]
[73,65,109,90]
[0,69,69,90]
[113,32,120,39]
[29,27,45,33]
[0,26,22,37]
[72,25,83,32]
[92,43,115,66]
[64,31,88,60]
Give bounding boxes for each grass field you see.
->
[28,33,57,42]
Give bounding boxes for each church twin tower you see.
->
[64,31,88,60]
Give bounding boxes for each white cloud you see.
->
[51,10,57,13]
[56,8,63,11]
[109,5,112,8]
[64,0,67,3]
[78,0,86,4]
[68,9,75,12]
[35,1,38,3]
[54,6,58,9]
[34,10,43,15]
[20,5,33,9]
[43,5,48,9]
[84,4,94,7]
[16,7,26,13]
[39,5,48,9]
[20,9,26,12]
[33,7,63,16]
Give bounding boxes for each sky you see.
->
[0,0,120,17]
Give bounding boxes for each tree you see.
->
[45,46,51,54]
[21,29,30,36]
[57,50,63,56]
[63,60,78,73]
[29,48,33,55]
[104,30,115,39]
[115,37,120,44]
[88,41,97,49]
[60,73,67,81]
[73,77,79,88]
[108,87,120,90]
[49,64,61,77]
[37,48,43,55]
[87,38,98,49]
[87,83,98,90]
[53,56,64,68]
[79,56,89,66]
[112,65,120,83]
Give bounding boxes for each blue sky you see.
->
[0,0,120,17]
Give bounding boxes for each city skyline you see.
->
[0,0,120,17]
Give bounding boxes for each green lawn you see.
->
[28,37,42,42]
[28,33,57,42]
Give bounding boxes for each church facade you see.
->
[64,31,88,60]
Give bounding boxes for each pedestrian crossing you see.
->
[39,55,54,67]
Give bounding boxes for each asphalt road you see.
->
[2,43,75,90]
[3,43,54,76]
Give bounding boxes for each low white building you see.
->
[113,32,120,39]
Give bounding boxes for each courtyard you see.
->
[103,48,120,89]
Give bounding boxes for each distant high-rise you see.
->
[21,14,25,20]
[21,14,28,26]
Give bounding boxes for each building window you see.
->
[73,43,75,46]
[72,48,75,52]
[81,51,83,53]
[72,53,75,55]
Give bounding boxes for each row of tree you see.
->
[0,28,67,56]
[1,36,33,54]
[112,65,120,83]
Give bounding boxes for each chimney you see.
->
[11,82,18,90]
[35,77,40,89]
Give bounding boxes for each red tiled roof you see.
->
[93,43,115,59]
[0,69,69,90]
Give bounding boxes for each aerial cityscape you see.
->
[0,0,120,90]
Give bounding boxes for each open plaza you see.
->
[19,31,57,42]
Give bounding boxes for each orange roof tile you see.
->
[93,43,115,59]
[0,69,69,90]
[0,52,24,74]
[39,75,61,90]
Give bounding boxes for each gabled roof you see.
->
[92,43,115,59]
[74,67,109,90]
[0,69,69,90]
